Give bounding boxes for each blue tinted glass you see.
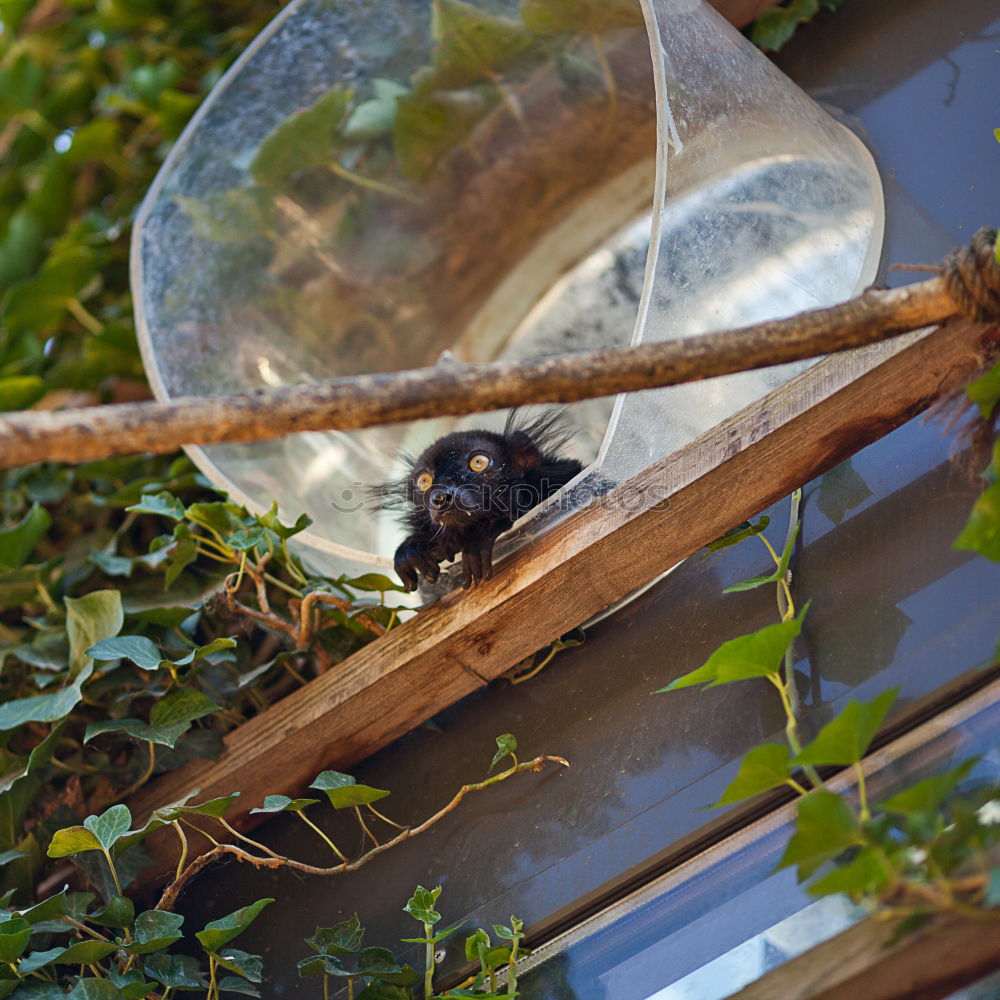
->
[518,688,1000,998]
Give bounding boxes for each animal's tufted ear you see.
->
[505,430,542,474]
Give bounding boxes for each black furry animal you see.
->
[380,412,583,592]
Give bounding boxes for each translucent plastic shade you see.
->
[132,0,883,580]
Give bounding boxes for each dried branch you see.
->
[0,276,972,469]
[154,753,569,912]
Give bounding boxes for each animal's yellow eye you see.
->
[416,472,433,492]
[469,453,491,473]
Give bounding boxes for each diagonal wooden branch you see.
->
[0,277,962,469]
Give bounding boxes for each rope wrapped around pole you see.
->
[0,229,998,470]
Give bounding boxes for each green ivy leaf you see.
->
[403,885,442,926]
[495,916,524,941]
[86,635,163,670]
[394,87,498,181]
[195,898,274,954]
[47,825,103,858]
[776,789,861,881]
[82,803,131,852]
[954,480,1000,561]
[400,920,463,947]
[143,952,206,990]
[88,550,134,577]
[793,688,897,768]
[184,501,246,536]
[750,0,820,51]
[305,915,364,957]
[149,687,219,728]
[342,573,405,593]
[107,967,158,1000]
[249,795,320,815]
[723,522,799,593]
[0,726,61,851]
[815,459,873,526]
[65,589,124,678]
[88,894,134,928]
[84,718,190,748]
[171,636,237,666]
[257,504,312,540]
[490,733,517,771]
[0,917,32,963]
[2,247,99,335]
[298,954,347,978]
[18,888,67,924]
[465,928,489,963]
[125,491,185,521]
[965,359,1000,420]
[427,0,537,90]
[309,771,390,808]
[712,743,794,807]
[217,976,261,996]
[250,87,353,186]
[65,119,120,163]
[215,948,264,983]
[228,526,267,552]
[878,758,978,816]
[66,979,127,1000]
[164,528,198,587]
[657,605,808,691]
[156,793,240,821]
[126,910,185,955]
[0,375,46,412]
[0,669,94,731]
[357,947,419,985]
[176,188,273,246]
[807,848,891,898]
[520,0,643,34]
[704,516,770,555]
[342,80,410,141]
[20,939,118,973]
[0,504,51,569]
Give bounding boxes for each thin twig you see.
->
[155,754,568,911]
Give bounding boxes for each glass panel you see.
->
[515,682,1000,998]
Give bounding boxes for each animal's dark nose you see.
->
[428,488,451,511]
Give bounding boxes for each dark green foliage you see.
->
[749,0,844,51]
[955,359,1000,563]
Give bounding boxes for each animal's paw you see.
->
[394,538,441,593]
[460,538,496,589]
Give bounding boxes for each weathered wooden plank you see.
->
[726,904,1000,1000]
[128,318,999,863]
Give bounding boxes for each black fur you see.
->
[377,412,583,592]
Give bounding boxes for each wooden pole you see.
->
[0,278,960,469]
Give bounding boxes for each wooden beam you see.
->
[128,318,998,874]
[726,904,1000,1000]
